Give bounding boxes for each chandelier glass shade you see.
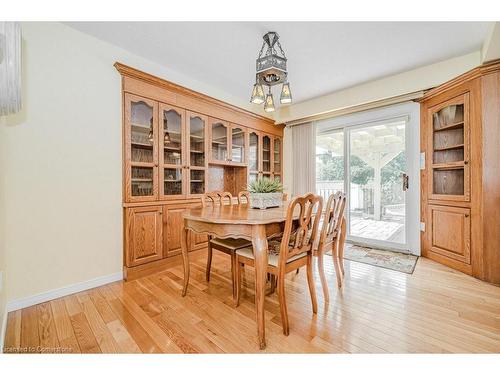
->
[0,22,22,116]
[280,82,292,104]
[250,31,292,111]
[264,90,275,113]
[250,82,265,104]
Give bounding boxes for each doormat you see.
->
[339,243,418,274]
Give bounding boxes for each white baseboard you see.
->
[0,306,7,350]
[6,272,123,313]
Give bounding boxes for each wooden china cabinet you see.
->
[247,131,282,184]
[419,60,500,284]
[117,63,284,280]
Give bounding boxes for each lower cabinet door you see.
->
[192,233,209,250]
[163,204,208,257]
[125,206,163,267]
[428,204,471,264]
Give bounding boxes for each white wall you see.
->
[0,22,268,306]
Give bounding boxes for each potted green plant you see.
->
[248,177,284,209]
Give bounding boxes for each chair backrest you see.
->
[318,192,346,248]
[218,191,233,205]
[201,191,233,207]
[237,191,250,205]
[278,193,323,267]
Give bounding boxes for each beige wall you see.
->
[0,113,5,338]
[0,22,267,305]
[276,51,481,124]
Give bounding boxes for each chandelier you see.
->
[250,31,292,112]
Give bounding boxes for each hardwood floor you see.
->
[4,250,500,353]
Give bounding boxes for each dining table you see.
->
[180,202,300,350]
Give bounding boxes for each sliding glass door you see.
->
[348,120,406,247]
[316,116,411,252]
[316,129,345,199]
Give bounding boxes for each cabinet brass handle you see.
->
[464,160,469,165]
[465,214,469,217]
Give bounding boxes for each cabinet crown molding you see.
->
[114,62,276,126]
[418,59,500,102]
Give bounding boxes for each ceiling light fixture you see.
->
[250,31,292,111]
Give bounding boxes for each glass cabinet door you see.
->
[231,125,246,164]
[429,93,470,201]
[126,94,158,202]
[273,137,282,180]
[262,135,272,179]
[160,104,185,199]
[187,111,208,196]
[210,119,229,163]
[248,131,260,183]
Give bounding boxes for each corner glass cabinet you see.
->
[429,92,470,201]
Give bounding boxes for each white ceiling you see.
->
[66,22,491,104]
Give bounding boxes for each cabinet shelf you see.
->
[164,179,182,182]
[164,130,181,135]
[132,178,153,182]
[131,123,151,130]
[131,142,153,148]
[433,121,464,132]
[432,161,466,170]
[190,150,204,154]
[434,144,464,151]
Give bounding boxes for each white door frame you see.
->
[316,102,420,255]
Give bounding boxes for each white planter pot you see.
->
[250,192,283,209]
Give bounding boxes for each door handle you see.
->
[402,173,409,191]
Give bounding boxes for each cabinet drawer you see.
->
[428,205,471,264]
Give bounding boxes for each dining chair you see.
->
[315,192,347,302]
[235,193,323,335]
[237,190,250,204]
[203,191,252,299]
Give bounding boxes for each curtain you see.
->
[291,122,316,196]
[0,22,22,115]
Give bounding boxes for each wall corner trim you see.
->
[5,272,123,313]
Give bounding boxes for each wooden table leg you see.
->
[181,224,190,297]
[251,224,268,350]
